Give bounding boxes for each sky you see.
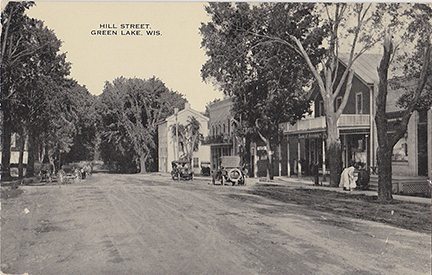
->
[24,1,223,112]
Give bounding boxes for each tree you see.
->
[375,4,432,202]
[98,76,186,173]
[200,3,321,179]
[222,3,390,186]
[49,81,98,169]
[1,1,35,179]
[1,2,73,177]
[170,116,203,163]
[17,22,71,176]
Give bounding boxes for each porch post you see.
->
[297,138,302,177]
[287,138,291,177]
[322,138,326,182]
[253,144,258,178]
[278,144,282,176]
[343,134,347,168]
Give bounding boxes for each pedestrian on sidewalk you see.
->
[355,162,370,190]
[339,162,356,191]
[310,162,319,186]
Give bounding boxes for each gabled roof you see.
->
[339,53,382,84]
[166,102,209,123]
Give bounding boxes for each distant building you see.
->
[158,103,210,174]
[0,133,28,177]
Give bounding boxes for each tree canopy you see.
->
[98,76,187,173]
[200,2,325,178]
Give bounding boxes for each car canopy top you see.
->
[220,156,241,168]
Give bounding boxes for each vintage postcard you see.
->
[2,2,431,275]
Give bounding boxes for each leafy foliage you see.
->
[200,3,322,178]
[392,3,432,111]
[170,116,203,162]
[98,77,186,173]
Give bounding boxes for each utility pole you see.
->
[174,108,179,160]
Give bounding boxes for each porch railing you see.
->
[280,114,370,133]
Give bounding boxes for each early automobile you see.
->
[200,161,211,176]
[212,156,245,186]
[57,164,82,184]
[171,160,194,181]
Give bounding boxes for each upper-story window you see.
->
[319,101,324,117]
[335,96,342,112]
[223,124,226,134]
[356,93,363,114]
[11,133,17,149]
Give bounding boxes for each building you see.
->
[158,102,210,174]
[0,133,28,178]
[279,53,431,179]
[203,98,236,171]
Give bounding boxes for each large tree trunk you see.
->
[139,153,147,174]
[326,114,342,187]
[18,134,25,178]
[1,117,12,180]
[377,145,393,201]
[375,32,394,202]
[26,130,38,177]
[267,140,274,180]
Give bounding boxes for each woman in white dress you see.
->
[339,163,356,191]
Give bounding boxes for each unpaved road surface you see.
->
[1,174,430,275]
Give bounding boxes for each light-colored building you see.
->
[204,98,235,170]
[158,102,210,174]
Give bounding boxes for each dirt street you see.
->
[1,174,430,275]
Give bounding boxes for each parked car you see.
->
[171,160,194,181]
[57,164,82,184]
[200,161,211,176]
[212,156,245,186]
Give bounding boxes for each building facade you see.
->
[158,103,210,174]
[279,54,430,179]
[204,98,244,172]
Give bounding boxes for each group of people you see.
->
[339,162,370,191]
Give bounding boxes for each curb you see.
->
[270,176,431,205]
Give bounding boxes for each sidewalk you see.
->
[267,176,431,205]
[191,173,430,205]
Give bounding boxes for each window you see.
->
[335,97,342,112]
[319,101,324,117]
[356,93,363,114]
[193,157,199,168]
[11,133,17,148]
[392,136,408,162]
